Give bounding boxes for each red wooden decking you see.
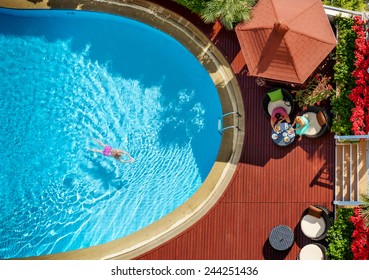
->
[137,1,335,260]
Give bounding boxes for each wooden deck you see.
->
[137,1,335,260]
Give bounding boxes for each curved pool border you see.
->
[3,0,245,260]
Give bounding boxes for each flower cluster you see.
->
[292,74,335,109]
[350,207,369,260]
[349,16,369,135]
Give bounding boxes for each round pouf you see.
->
[269,225,294,251]
[299,244,326,260]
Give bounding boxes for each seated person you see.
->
[271,107,291,131]
[292,114,310,140]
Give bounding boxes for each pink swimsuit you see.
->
[103,145,113,156]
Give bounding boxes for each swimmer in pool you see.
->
[87,138,134,163]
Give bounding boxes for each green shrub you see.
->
[326,208,354,260]
[174,0,209,14]
[322,0,367,11]
[330,16,356,135]
[331,89,354,135]
[359,194,369,228]
[333,17,356,89]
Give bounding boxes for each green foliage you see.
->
[201,0,257,30]
[293,74,335,108]
[331,89,354,135]
[360,194,369,228]
[331,16,356,135]
[326,208,354,260]
[333,17,356,89]
[174,0,209,14]
[322,0,367,11]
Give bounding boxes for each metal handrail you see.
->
[219,125,240,133]
[218,112,241,134]
[220,112,241,118]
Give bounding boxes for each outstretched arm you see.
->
[118,158,134,163]
[291,119,298,129]
[91,137,106,147]
[117,151,135,163]
[276,119,284,125]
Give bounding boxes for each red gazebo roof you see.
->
[235,0,337,84]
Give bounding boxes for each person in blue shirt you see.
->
[292,115,310,141]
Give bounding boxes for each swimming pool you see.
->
[0,8,222,259]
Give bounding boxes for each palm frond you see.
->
[202,0,256,30]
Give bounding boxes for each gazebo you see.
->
[235,0,337,85]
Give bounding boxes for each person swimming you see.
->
[87,138,134,163]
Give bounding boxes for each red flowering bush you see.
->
[350,207,369,260]
[349,16,369,135]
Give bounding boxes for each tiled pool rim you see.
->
[2,0,245,260]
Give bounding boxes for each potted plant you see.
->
[292,74,335,109]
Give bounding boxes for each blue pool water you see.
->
[0,8,222,259]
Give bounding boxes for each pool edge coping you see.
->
[1,0,245,260]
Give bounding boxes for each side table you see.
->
[271,122,295,146]
[269,225,294,251]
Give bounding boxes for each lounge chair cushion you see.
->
[317,111,326,126]
[267,100,292,115]
[308,205,322,218]
[301,215,326,238]
[299,244,325,260]
[267,89,283,102]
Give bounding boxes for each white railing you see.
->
[335,135,369,141]
[323,5,366,19]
